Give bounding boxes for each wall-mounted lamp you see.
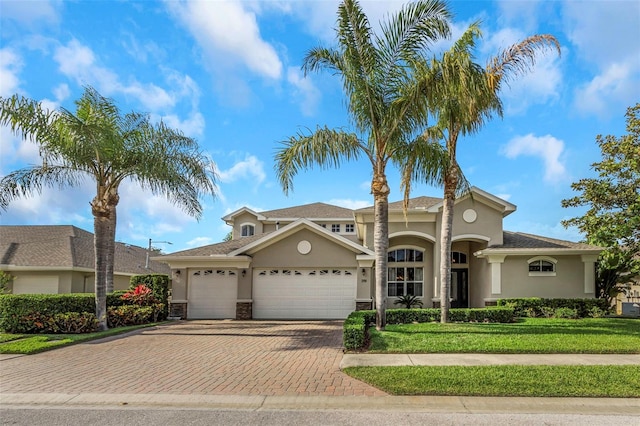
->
[175,270,181,276]
[361,268,366,277]
[242,269,246,277]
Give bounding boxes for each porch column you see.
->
[487,255,506,295]
[581,255,598,294]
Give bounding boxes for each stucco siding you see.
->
[250,229,358,269]
[469,242,490,306]
[451,198,503,245]
[500,255,589,298]
[233,212,263,238]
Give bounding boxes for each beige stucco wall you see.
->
[469,242,490,306]
[451,198,504,245]
[250,229,358,269]
[499,255,592,298]
[232,212,264,238]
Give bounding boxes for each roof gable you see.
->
[259,202,354,220]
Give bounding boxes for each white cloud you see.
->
[326,198,371,210]
[501,134,567,184]
[0,0,60,26]
[157,111,205,138]
[166,0,282,80]
[563,0,640,118]
[52,83,70,102]
[218,155,266,185]
[573,62,639,118]
[53,39,175,111]
[287,66,320,116]
[186,236,215,247]
[0,47,23,97]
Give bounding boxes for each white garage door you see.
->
[187,269,237,319]
[13,275,59,294]
[253,269,356,319]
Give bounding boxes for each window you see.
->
[528,256,557,276]
[345,223,354,233]
[331,224,340,233]
[451,251,467,264]
[241,224,255,237]
[387,248,424,297]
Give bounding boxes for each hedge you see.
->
[130,274,169,320]
[1,291,136,333]
[496,298,610,318]
[343,307,515,351]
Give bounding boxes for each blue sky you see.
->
[1,0,639,253]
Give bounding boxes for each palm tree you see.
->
[401,23,560,322]
[0,86,217,330]
[274,0,451,330]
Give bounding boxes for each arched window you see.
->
[451,251,467,264]
[528,256,557,276]
[387,248,424,297]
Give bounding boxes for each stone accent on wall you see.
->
[236,302,252,320]
[432,301,440,308]
[169,302,187,319]
[484,300,498,307]
[355,301,372,311]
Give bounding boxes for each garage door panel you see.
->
[188,269,237,319]
[253,268,356,319]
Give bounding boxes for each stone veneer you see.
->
[236,302,252,320]
[356,301,372,311]
[169,302,187,319]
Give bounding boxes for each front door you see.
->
[451,269,468,308]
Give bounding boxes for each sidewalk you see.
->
[340,353,640,368]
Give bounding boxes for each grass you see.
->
[344,365,640,397]
[0,323,159,355]
[368,317,640,353]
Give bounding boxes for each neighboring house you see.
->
[0,225,170,294]
[158,187,603,320]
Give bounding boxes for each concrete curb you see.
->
[340,353,640,368]
[1,393,639,415]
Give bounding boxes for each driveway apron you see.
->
[0,320,385,397]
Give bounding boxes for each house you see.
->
[158,187,603,320]
[0,225,170,294]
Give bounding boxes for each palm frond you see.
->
[274,127,363,194]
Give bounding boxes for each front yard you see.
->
[343,317,640,397]
[368,317,640,353]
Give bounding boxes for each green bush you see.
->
[130,274,169,320]
[554,307,579,319]
[0,291,154,333]
[49,312,99,333]
[107,305,154,328]
[496,298,609,318]
[343,310,375,350]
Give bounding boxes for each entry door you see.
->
[451,269,468,308]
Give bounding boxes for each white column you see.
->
[487,255,506,295]
[581,255,598,294]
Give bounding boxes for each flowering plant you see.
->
[121,284,157,305]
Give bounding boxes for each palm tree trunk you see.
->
[440,134,459,323]
[93,214,109,331]
[105,208,116,293]
[372,172,390,330]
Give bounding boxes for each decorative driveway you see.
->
[0,320,385,397]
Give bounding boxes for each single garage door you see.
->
[13,275,59,294]
[187,269,237,319]
[253,268,356,319]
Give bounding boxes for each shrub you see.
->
[343,311,374,350]
[554,307,579,319]
[49,312,99,333]
[541,306,555,318]
[130,274,169,320]
[496,298,610,318]
[393,295,423,309]
[588,306,607,318]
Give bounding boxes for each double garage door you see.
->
[253,268,356,319]
[187,268,357,320]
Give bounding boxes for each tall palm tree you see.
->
[401,23,560,322]
[0,86,217,330]
[275,0,451,330]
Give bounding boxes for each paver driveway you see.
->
[0,320,385,397]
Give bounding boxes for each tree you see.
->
[562,103,640,306]
[0,87,217,329]
[0,270,13,294]
[274,0,451,330]
[401,23,559,322]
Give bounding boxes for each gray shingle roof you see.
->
[488,231,602,251]
[166,233,268,257]
[260,202,354,219]
[0,225,169,274]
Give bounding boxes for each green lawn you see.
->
[0,323,159,355]
[344,365,640,397]
[368,318,640,353]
